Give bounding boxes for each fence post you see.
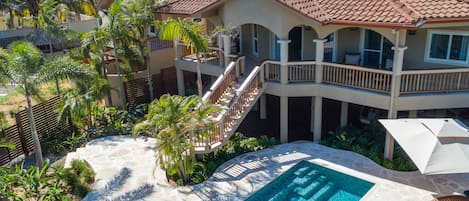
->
[15,112,29,155]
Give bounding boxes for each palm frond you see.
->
[36,56,94,84]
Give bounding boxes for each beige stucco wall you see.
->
[302,28,318,60]
[336,28,361,63]
[149,48,175,73]
[221,0,320,39]
[240,24,272,60]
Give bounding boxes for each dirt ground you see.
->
[0,81,72,127]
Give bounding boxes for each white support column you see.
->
[384,109,398,160]
[313,39,326,83]
[280,96,288,143]
[174,40,181,60]
[260,94,266,119]
[385,46,407,160]
[409,110,418,118]
[278,40,290,84]
[313,96,323,141]
[222,35,231,67]
[340,102,349,127]
[310,97,315,133]
[176,68,185,96]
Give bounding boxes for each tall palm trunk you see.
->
[8,8,15,29]
[195,55,203,97]
[112,38,127,107]
[25,88,44,168]
[140,39,154,100]
[101,59,113,105]
[49,41,61,97]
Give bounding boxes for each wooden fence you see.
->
[0,96,69,166]
[124,67,195,109]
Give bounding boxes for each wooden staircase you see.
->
[194,57,265,153]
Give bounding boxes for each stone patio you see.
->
[65,136,469,201]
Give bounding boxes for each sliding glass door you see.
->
[362,30,394,69]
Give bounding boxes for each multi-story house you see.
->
[146,0,469,158]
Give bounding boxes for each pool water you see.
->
[247,161,374,201]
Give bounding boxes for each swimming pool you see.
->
[247,161,374,201]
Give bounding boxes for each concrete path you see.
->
[65,136,469,201]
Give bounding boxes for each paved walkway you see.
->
[66,136,469,201]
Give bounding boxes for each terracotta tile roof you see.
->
[154,0,219,15]
[155,0,469,27]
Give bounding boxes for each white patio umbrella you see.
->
[379,118,469,175]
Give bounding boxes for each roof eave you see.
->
[325,20,420,30]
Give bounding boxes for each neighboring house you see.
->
[152,0,469,156]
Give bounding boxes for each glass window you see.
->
[364,30,381,50]
[429,34,450,59]
[427,31,469,65]
[449,35,469,61]
[362,30,393,68]
[324,32,336,62]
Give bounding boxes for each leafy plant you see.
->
[320,123,417,171]
[133,95,220,185]
[60,160,95,198]
[0,161,72,201]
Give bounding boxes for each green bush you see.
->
[0,162,72,201]
[320,122,417,171]
[60,160,95,198]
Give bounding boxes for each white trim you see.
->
[252,24,259,57]
[424,29,469,66]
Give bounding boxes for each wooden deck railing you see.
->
[196,65,263,151]
[323,62,393,93]
[288,62,316,82]
[202,56,245,104]
[149,37,173,51]
[264,61,281,82]
[400,69,469,94]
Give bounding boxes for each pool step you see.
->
[298,175,328,198]
[312,182,337,201]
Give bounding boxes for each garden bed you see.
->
[320,122,417,171]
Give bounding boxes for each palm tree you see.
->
[158,18,209,97]
[126,0,156,100]
[133,94,219,184]
[91,0,132,107]
[0,41,93,167]
[35,0,66,97]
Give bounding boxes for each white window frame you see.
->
[252,24,259,57]
[424,29,469,66]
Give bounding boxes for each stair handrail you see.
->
[201,61,236,102]
[201,56,245,104]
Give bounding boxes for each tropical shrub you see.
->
[0,161,73,201]
[58,160,95,198]
[133,95,220,185]
[320,122,417,171]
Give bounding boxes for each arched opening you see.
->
[328,27,395,70]
[238,23,280,62]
